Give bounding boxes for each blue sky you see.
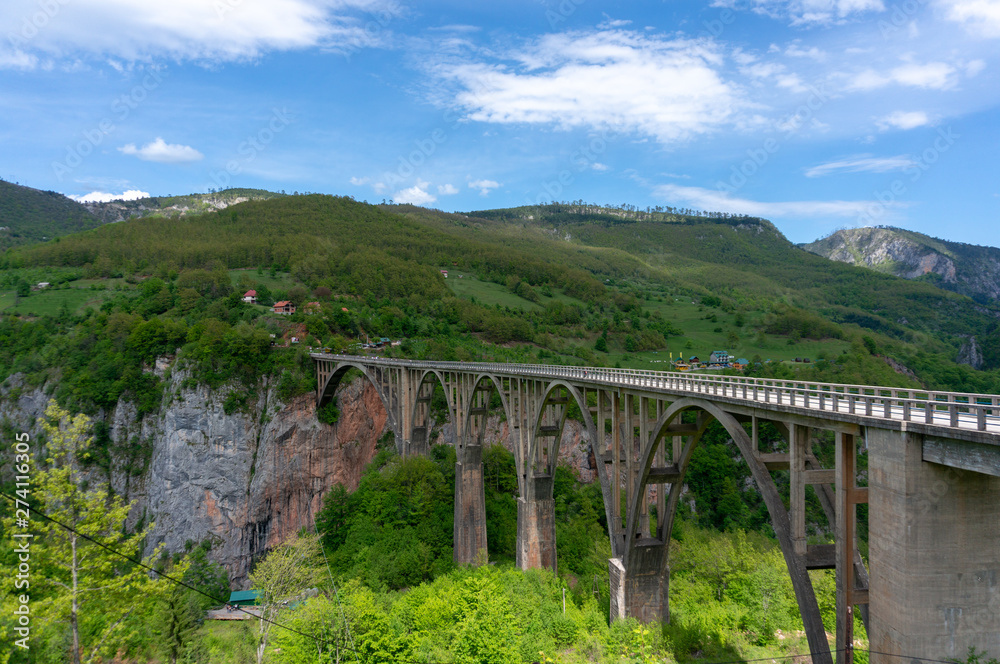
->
[1,0,998,244]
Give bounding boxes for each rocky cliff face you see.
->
[1,365,598,586]
[1,368,386,586]
[801,226,1000,304]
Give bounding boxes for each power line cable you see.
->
[312,510,358,662]
[0,490,375,662]
[4,492,974,664]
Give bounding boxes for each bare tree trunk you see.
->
[71,532,81,664]
[256,614,266,664]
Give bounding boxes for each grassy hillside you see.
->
[0,179,102,251]
[3,195,1000,416]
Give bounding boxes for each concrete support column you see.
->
[516,474,556,572]
[868,428,1000,663]
[516,494,556,572]
[608,544,669,623]
[454,444,487,565]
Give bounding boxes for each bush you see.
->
[317,400,340,425]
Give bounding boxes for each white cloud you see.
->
[393,180,436,206]
[655,183,894,219]
[119,138,203,163]
[0,49,37,70]
[710,0,885,25]
[349,176,369,185]
[598,16,633,29]
[68,189,150,203]
[785,44,827,60]
[0,0,399,66]
[469,179,500,196]
[938,0,1000,37]
[436,30,743,144]
[805,154,918,177]
[877,110,931,130]
[437,183,459,195]
[848,62,958,91]
[591,162,610,171]
[965,59,986,76]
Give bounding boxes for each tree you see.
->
[249,534,323,664]
[21,402,164,664]
[315,484,350,549]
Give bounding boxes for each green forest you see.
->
[2,191,1000,663]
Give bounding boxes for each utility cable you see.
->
[312,512,358,662]
[0,490,383,663]
[4,492,976,664]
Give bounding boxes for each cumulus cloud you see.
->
[591,163,610,171]
[436,30,742,144]
[393,180,436,206]
[655,183,891,219]
[68,189,150,203]
[437,183,459,195]
[938,0,1000,37]
[468,179,500,196]
[349,176,371,186]
[0,0,400,66]
[119,138,203,163]
[877,110,931,130]
[805,154,918,177]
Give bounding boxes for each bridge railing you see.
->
[313,354,1000,433]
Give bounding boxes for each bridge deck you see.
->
[312,354,1000,442]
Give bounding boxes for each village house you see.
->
[272,301,295,315]
[440,269,448,278]
[303,301,321,313]
[243,289,256,303]
[709,350,730,366]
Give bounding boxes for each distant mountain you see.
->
[0,180,102,251]
[82,188,286,223]
[0,182,286,252]
[801,226,1000,305]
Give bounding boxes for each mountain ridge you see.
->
[801,226,1000,305]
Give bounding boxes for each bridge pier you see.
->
[516,476,557,572]
[868,428,1000,662]
[609,544,669,623]
[454,444,488,565]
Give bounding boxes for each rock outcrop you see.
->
[957,336,985,370]
[802,226,1000,304]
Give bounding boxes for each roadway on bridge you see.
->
[313,354,1000,437]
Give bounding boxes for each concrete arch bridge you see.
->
[312,353,1000,664]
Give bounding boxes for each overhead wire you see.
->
[0,490,377,662]
[3,490,982,664]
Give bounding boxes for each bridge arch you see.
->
[407,369,460,457]
[515,379,603,572]
[625,397,829,663]
[460,373,513,447]
[318,361,398,441]
[526,380,600,487]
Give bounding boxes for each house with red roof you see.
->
[243,290,257,303]
[272,301,295,315]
